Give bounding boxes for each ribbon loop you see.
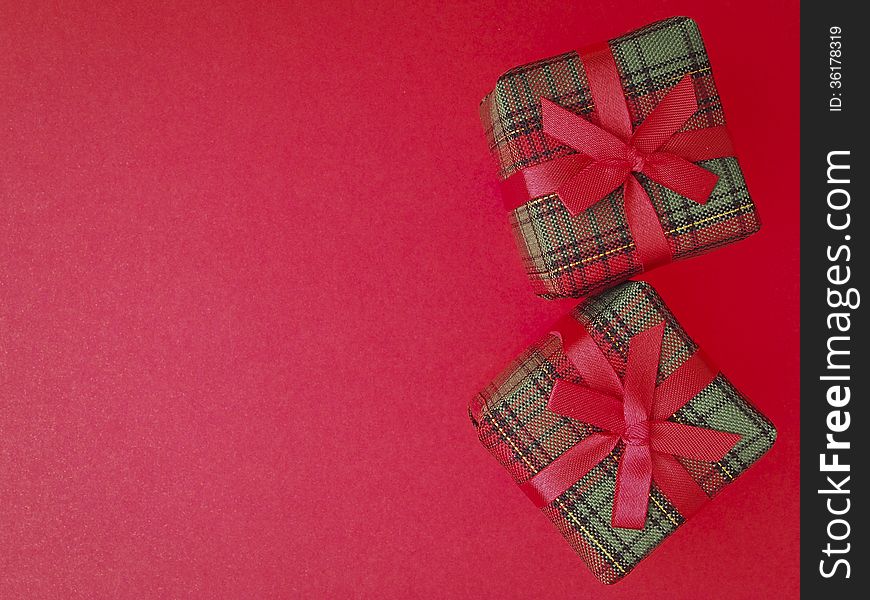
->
[541,98,629,161]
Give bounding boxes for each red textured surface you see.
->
[0,1,799,598]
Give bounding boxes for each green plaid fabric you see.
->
[469,282,776,584]
[480,17,761,299]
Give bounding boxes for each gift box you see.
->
[480,17,761,299]
[468,281,775,584]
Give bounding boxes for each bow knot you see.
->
[625,146,647,173]
[623,420,650,446]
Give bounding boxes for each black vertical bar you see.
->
[801,1,866,597]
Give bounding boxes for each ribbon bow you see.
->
[519,318,741,529]
[540,76,717,214]
[501,43,735,271]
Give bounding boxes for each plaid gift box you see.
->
[468,281,775,584]
[480,17,761,299]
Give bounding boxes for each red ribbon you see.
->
[501,43,735,271]
[519,317,741,530]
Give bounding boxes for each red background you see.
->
[0,1,799,598]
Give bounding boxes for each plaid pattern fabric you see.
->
[469,281,776,584]
[480,17,761,299]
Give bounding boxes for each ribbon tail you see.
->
[643,153,719,205]
[519,433,619,508]
[663,126,734,162]
[650,421,742,461]
[612,443,653,529]
[651,452,711,520]
[623,176,671,271]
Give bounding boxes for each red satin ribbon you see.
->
[519,317,741,530]
[501,43,735,271]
